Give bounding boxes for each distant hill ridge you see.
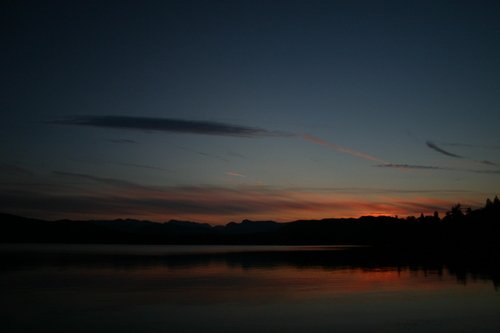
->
[1,197,499,247]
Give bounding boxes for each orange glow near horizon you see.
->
[15,184,481,224]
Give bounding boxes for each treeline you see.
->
[1,197,499,248]
[275,197,500,247]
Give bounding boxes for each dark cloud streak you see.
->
[376,163,448,170]
[426,141,463,158]
[55,116,293,138]
[377,163,500,175]
[426,141,497,166]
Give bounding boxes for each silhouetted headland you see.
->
[1,197,500,251]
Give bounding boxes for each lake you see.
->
[0,244,499,333]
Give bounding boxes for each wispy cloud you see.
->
[178,146,229,162]
[109,162,171,172]
[376,163,449,171]
[439,142,500,150]
[54,115,293,138]
[53,171,146,189]
[469,169,500,174]
[286,186,471,194]
[426,141,463,158]
[377,163,500,175]
[0,164,33,177]
[479,160,497,166]
[302,134,387,163]
[106,138,137,144]
[226,171,246,178]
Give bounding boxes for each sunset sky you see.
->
[1,0,499,223]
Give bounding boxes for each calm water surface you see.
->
[0,244,499,333]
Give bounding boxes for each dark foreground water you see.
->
[1,244,499,333]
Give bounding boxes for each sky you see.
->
[1,0,500,223]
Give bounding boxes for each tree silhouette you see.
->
[433,211,440,222]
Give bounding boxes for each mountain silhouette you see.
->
[1,197,499,249]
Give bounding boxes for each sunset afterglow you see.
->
[1,0,498,224]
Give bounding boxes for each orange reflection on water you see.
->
[83,260,480,305]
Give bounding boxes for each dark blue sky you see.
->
[1,0,499,222]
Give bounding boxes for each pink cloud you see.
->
[226,171,246,178]
[302,134,387,163]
